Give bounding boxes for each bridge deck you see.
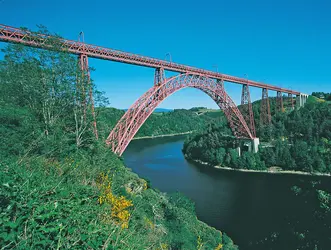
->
[0,24,300,95]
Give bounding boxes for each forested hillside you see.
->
[97,107,222,139]
[312,92,331,101]
[183,98,331,249]
[184,99,331,174]
[0,31,237,249]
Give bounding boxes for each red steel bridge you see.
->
[0,24,308,155]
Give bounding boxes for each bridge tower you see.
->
[154,67,165,86]
[78,32,98,140]
[241,84,256,137]
[288,93,294,110]
[276,91,284,113]
[154,67,166,100]
[260,88,271,125]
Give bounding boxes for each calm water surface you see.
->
[123,135,329,249]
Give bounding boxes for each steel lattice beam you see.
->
[260,88,271,126]
[154,67,165,86]
[79,54,98,139]
[106,73,253,155]
[154,68,166,100]
[288,93,294,110]
[217,79,224,89]
[0,24,300,95]
[241,84,256,137]
[276,91,284,113]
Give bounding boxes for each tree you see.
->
[0,27,102,157]
[229,149,239,169]
[259,147,276,167]
[215,148,226,165]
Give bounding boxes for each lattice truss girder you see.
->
[276,91,284,112]
[240,84,256,137]
[106,73,253,155]
[288,93,294,109]
[260,88,271,125]
[78,54,98,139]
[0,24,300,95]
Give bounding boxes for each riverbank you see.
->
[133,131,193,140]
[190,158,331,177]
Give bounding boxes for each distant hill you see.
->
[97,106,225,140]
[122,108,173,113]
[154,108,173,113]
[312,92,331,101]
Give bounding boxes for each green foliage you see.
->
[183,123,266,170]
[0,27,238,249]
[1,149,236,249]
[0,105,41,160]
[182,98,331,250]
[0,151,116,249]
[96,107,225,140]
[312,92,331,101]
[0,31,100,158]
[183,123,234,164]
[183,100,331,174]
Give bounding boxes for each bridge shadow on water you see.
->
[123,135,331,250]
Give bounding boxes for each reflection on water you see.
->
[123,135,330,249]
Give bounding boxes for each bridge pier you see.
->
[276,91,283,113]
[296,93,309,108]
[288,93,294,110]
[236,146,241,157]
[241,84,256,137]
[154,67,165,86]
[241,138,260,154]
[251,138,260,153]
[78,54,98,140]
[260,88,271,126]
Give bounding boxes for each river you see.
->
[123,135,330,249]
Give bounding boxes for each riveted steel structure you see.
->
[0,23,307,155]
[154,68,166,100]
[217,79,224,89]
[288,93,294,110]
[261,88,271,125]
[241,84,256,137]
[0,24,300,95]
[106,73,253,155]
[276,91,284,113]
[154,67,165,86]
[78,54,98,139]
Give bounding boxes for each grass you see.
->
[307,95,325,104]
[0,147,238,249]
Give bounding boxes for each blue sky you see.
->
[1,0,330,109]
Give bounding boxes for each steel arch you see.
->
[106,73,254,155]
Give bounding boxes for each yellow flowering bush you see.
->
[159,243,168,249]
[197,236,203,250]
[143,181,148,190]
[215,243,223,250]
[97,173,133,229]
